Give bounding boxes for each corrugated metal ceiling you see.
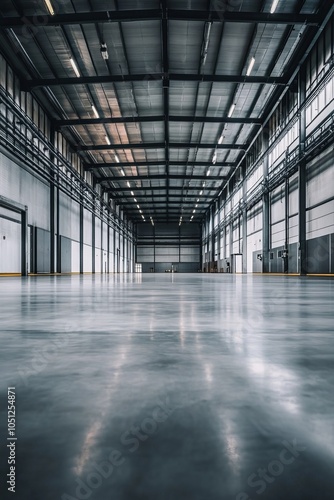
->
[0,0,324,223]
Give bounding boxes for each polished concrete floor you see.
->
[0,274,333,500]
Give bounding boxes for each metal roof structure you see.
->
[0,0,328,223]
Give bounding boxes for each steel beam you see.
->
[110,193,213,199]
[86,160,235,170]
[24,73,285,90]
[0,11,319,28]
[56,115,262,127]
[98,174,226,182]
[78,142,245,151]
[107,186,218,192]
[122,201,209,205]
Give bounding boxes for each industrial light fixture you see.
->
[137,204,140,209]
[218,134,224,145]
[190,215,194,221]
[131,191,134,196]
[142,215,145,220]
[200,22,212,67]
[105,135,111,145]
[91,104,99,119]
[70,57,81,78]
[127,181,131,187]
[100,43,109,60]
[197,198,200,202]
[270,0,279,13]
[212,151,217,164]
[44,0,55,15]
[246,56,256,76]
[200,190,203,195]
[195,204,198,208]
[193,209,196,213]
[115,154,120,163]
[202,182,206,187]
[207,169,211,176]
[228,103,236,118]
[134,198,137,202]
[139,209,142,214]
[121,169,125,176]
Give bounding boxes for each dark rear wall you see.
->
[136,223,201,273]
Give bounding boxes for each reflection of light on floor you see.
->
[223,419,240,472]
[248,357,301,416]
[204,363,213,384]
[283,398,299,415]
[75,419,104,476]
[74,353,127,476]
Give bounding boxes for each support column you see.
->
[107,216,110,274]
[92,198,95,274]
[50,126,55,274]
[242,162,248,273]
[56,180,61,273]
[217,198,221,270]
[228,182,233,270]
[211,204,215,268]
[113,222,116,273]
[21,207,28,276]
[79,191,84,274]
[284,175,289,273]
[101,205,103,273]
[262,125,270,273]
[298,64,307,275]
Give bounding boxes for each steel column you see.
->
[21,207,28,276]
[262,126,270,273]
[298,65,307,275]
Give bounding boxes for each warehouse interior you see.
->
[0,1,334,499]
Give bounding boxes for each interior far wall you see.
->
[136,223,201,273]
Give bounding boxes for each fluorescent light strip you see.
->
[228,103,236,118]
[91,105,99,119]
[115,154,120,163]
[131,191,134,196]
[105,135,110,145]
[127,181,131,187]
[246,56,255,76]
[200,190,203,195]
[218,134,224,145]
[207,169,211,176]
[70,58,81,78]
[121,169,125,176]
[44,0,55,15]
[270,0,279,13]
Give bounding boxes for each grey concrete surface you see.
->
[0,274,333,500]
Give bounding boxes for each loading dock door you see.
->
[0,195,28,276]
